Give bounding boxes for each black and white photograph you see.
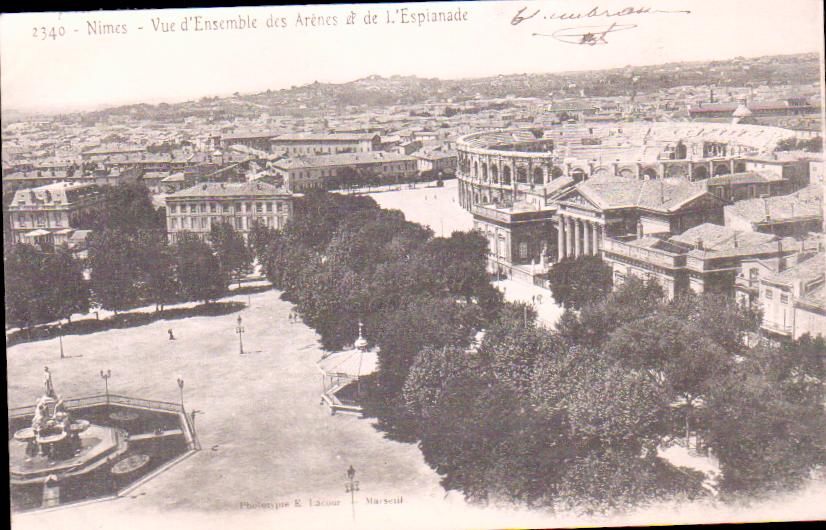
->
[3,1,825,529]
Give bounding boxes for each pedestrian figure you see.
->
[168,329,175,340]
[43,366,55,398]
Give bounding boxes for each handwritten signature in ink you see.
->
[510,5,691,26]
[535,22,638,45]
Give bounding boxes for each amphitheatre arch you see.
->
[532,166,545,185]
[570,168,586,181]
[692,165,709,180]
[665,164,687,179]
[516,166,528,184]
[641,167,659,180]
[713,164,731,177]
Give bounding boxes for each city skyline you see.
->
[2,0,824,113]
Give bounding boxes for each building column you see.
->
[557,216,566,261]
[565,217,574,258]
[592,223,601,255]
[583,221,592,256]
[574,219,582,258]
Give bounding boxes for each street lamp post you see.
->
[236,315,245,355]
[177,376,185,412]
[100,369,111,405]
[345,465,359,521]
[58,322,65,360]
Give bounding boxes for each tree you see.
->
[604,314,732,444]
[88,182,164,232]
[547,255,613,310]
[210,220,253,287]
[87,230,143,314]
[135,231,179,311]
[705,350,826,498]
[557,276,664,348]
[174,233,228,304]
[664,292,761,356]
[42,245,90,322]
[4,244,47,329]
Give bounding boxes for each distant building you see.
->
[554,176,726,263]
[271,151,418,192]
[688,97,818,119]
[703,171,790,202]
[724,184,823,237]
[164,181,297,243]
[413,149,457,176]
[6,182,104,247]
[602,223,802,299]
[738,245,825,340]
[472,200,557,283]
[270,133,381,156]
[219,132,280,152]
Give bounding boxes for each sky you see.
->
[1,0,824,113]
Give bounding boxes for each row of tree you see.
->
[5,183,253,327]
[253,191,826,513]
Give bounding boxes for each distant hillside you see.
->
[27,52,822,123]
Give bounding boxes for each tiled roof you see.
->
[167,181,291,198]
[272,132,377,142]
[704,171,781,186]
[671,223,776,250]
[725,185,823,223]
[577,177,709,212]
[766,251,825,285]
[272,151,416,170]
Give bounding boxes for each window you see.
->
[210,203,217,213]
[200,204,206,213]
[614,271,626,285]
[519,241,529,259]
[749,268,758,280]
[764,289,773,300]
[256,203,263,213]
[223,204,230,213]
[780,293,790,304]
[170,204,177,213]
[266,202,273,213]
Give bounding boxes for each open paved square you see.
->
[8,287,485,528]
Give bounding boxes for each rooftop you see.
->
[272,151,416,170]
[725,185,823,224]
[166,181,292,199]
[576,176,711,212]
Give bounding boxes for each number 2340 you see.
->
[33,26,66,40]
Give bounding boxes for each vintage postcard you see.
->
[3,1,826,529]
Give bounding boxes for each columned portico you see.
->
[573,218,581,257]
[556,214,604,259]
[557,218,566,261]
